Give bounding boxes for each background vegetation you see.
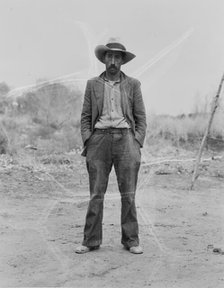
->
[0,80,224,156]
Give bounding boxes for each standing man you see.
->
[76,39,147,254]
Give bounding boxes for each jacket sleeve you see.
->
[81,80,92,145]
[133,79,147,147]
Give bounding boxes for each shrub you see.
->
[0,122,8,154]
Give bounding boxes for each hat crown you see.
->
[94,38,135,64]
[106,42,126,51]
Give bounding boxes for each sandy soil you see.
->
[0,150,224,288]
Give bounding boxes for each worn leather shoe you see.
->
[129,246,143,254]
[75,245,100,254]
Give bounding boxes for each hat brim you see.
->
[94,45,136,64]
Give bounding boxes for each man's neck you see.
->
[105,71,121,82]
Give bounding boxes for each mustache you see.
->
[109,65,117,69]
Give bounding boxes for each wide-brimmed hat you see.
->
[95,39,136,64]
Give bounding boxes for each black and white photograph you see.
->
[0,0,224,287]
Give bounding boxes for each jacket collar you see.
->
[98,71,127,83]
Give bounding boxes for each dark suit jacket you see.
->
[81,71,147,156]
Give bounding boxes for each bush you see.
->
[0,122,8,154]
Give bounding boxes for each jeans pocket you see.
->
[130,133,140,149]
[87,132,104,149]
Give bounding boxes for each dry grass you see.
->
[1,81,224,156]
[2,109,223,157]
[0,81,83,155]
[146,108,224,149]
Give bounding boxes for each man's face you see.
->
[104,51,123,75]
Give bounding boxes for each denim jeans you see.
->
[82,128,141,248]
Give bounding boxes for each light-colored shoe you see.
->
[75,245,99,254]
[129,246,143,254]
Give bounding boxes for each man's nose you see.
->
[111,56,115,64]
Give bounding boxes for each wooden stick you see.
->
[190,73,224,190]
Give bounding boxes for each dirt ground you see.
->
[0,149,224,288]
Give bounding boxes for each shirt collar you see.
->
[102,72,121,84]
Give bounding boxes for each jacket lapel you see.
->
[120,77,130,115]
[93,77,104,115]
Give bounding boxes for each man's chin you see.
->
[109,68,118,74]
